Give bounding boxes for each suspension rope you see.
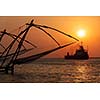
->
[28,23,79,41]
[0,19,79,69]
[15,42,76,64]
[10,24,26,33]
[7,21,33,69]
[35,26,61,47]
[0,30,26,50]
[0,20,34,67]
[0,43,5,50]
[12,34,37,48]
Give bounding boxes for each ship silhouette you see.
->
[64,44,89,60]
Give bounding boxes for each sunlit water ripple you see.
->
[0,58,100,83]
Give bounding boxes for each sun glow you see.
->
[77,29,86,38]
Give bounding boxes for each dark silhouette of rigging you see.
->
[0,19,79,74]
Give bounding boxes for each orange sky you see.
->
[0,16,100,58]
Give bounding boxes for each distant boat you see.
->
[64,44,89,60]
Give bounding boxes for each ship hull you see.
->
[64,53,89,60]
[64,56,89,60]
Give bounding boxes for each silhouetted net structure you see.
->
[0,19,79,74]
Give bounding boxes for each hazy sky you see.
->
[0,16,100,57]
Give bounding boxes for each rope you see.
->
[34,26,61,47]
[15,42,76,64]
[10,24,26,33]
[29,23,79,41]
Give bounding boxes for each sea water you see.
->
[0,58,100,83]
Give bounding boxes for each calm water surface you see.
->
[0,58,100,83]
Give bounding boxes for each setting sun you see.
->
[77,29,86,38]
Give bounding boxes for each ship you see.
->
[64,44,89,60]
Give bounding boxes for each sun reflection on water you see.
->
[77,65,88,73]
[74,65,92,82]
